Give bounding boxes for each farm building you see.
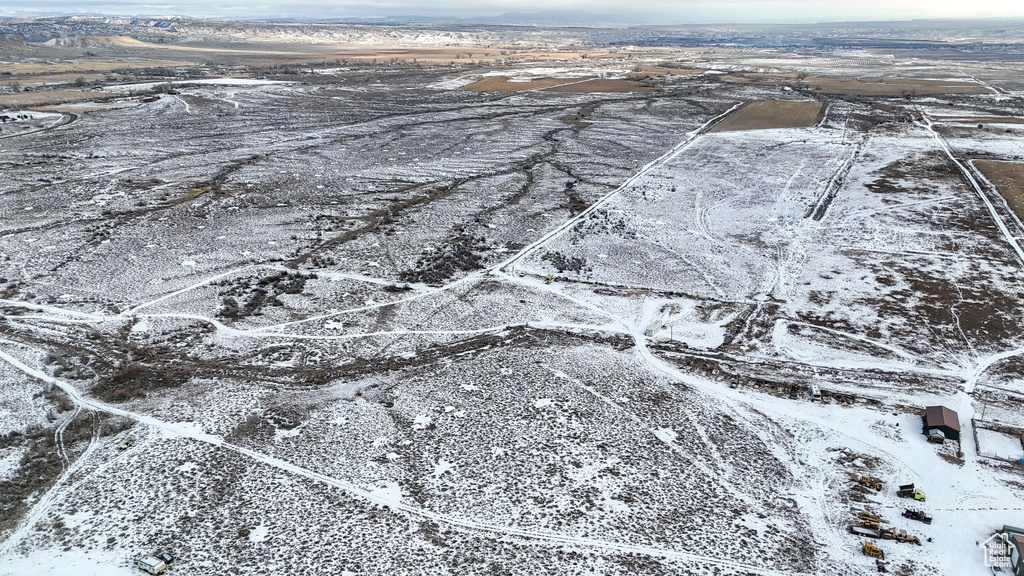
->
[924,405,960,441]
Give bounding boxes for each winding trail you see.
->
[0,346,795,575]
[0,112,76,141]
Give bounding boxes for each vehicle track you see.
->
[0,346,798,576]
[0,421,98,558]
[0,112,76,141]
[920,115,1024,264]
[499,101,745,274]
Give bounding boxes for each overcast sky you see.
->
[4,0,1024,23]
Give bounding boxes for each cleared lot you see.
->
[709,100,823,132]
[974,160,1024,222]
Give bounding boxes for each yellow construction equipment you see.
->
[849,473,883,491]
[894,530,922,546]
[862,542,885,559]
[858,511,887,524]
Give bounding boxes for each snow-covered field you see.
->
[1,55,1023,576]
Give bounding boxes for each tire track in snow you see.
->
[0,423,99,558]
[499,101,746,274]
[0,346,798,576]
[919,115,1024,264]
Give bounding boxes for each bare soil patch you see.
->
[709,100,823,132]
[975,160,1024,222]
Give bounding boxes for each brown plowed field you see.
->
[974,160,1024,222]
[709,100,823,132]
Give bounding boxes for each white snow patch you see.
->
[176,461,199,474]
[369,481,403,509]
[0,547,133,576]
[274,424,303,440]
[977,428,1024,460]
[248,524,269,543]
[433,459,454,479]
[412,415,432,430]
[0,447,23,482]
[654,428,677,443]
[533,398,554,409]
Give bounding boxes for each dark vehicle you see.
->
[902,509,932,524]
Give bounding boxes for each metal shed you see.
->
[924,405,960,441]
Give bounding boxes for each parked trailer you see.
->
[850,525,882,538]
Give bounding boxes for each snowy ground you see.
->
[1,58,1023,576]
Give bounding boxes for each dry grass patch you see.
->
[975,160,1024,222]
[0,59,192,75]
[0,89,110,107]
[710,100,823,133]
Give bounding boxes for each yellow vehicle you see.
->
[862,542,885,559]
[849,473,883,491]
[858,511,886,524]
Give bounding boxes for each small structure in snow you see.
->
[136,555,167,574]
[924,405,960,441]
[644,320,664,337]
[810,381,821,401]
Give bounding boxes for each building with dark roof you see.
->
[999,526,1024,576]
[924,405,960,441]
[1012,534,1024,576]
